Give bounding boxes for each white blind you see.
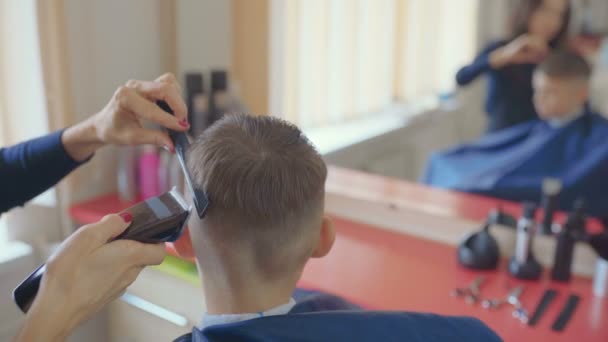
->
[270,0,479,129]
[398,0,479,101]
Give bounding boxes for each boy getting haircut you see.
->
[187,113,330,282]
[176,114,502,341]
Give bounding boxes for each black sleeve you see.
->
[455,41,506,86]
[0,130,89,214]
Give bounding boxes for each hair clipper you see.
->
[509,202,542,280]
[12,188,192,313]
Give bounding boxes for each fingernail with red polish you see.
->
[178,119,190,128]
[119,212,133,223]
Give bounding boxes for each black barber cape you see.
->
[174,290,501,342]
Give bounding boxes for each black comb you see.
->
[157,100,209,219]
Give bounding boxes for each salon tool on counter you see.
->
[481,284,528,322]
[540,178,562,235]
[13,188,192,313]
[588,232,608,260]
[506,286,529,323]
[209,70,225,123]
[593,258,608,297]
[587,232,608,297]
[512,303,529,323]
[451,276,485,305]
[458,222,499,270]
[481,285,524,311]
[528,289,558,326]
[509,202,542,280]
[457,208,516,270]
[185,72,208,136]
[487,207,517,228]
[552,200,586,282]
[551,294,581,332]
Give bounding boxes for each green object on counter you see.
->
[152,255,200,286]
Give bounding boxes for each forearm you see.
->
[0,130,89,213]
[488,48,509,69]
[456,59,492,85]
[456,43,506,85]
[61,116,104,162]
[13,297,74,342]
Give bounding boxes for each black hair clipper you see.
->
[13,188,192,313]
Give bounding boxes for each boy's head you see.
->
[184,114,334,283]
[533,50,592,120]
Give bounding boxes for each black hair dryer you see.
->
[458,222,500,270]
[458,208,516,270]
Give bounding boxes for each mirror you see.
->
[174,0,608,221]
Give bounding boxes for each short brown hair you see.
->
[536,50,592,81]
[510,0,571,48]
[187,114,327,277]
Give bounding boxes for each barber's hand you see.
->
[14,214,166,341]
[62,73,189,161]
[490,35,549,68]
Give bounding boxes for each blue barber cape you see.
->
[422,109,608,219]
[174,291,501,342]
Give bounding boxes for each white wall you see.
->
[65,0,164,122]
[176,0,232,82]
[61,0,232,202]
[0,0,49,144]
[63,0,166,201]
[476,0,510,47]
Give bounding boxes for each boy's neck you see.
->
[546,106,585,128]
[203,278,296,315]
[196,258,300,315]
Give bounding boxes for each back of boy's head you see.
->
[187,114,327,278]
[536,50,592,82]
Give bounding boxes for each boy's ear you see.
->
[311,216,335,258]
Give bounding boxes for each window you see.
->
[269,0,479,129]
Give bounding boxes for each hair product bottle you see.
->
[186,73,209,136]
[138,146,161,200]
[117,146,138,201]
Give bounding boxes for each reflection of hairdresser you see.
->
[456,0,570,133]
[5,73,188,340]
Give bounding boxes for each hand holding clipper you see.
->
[13,188,192,313]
